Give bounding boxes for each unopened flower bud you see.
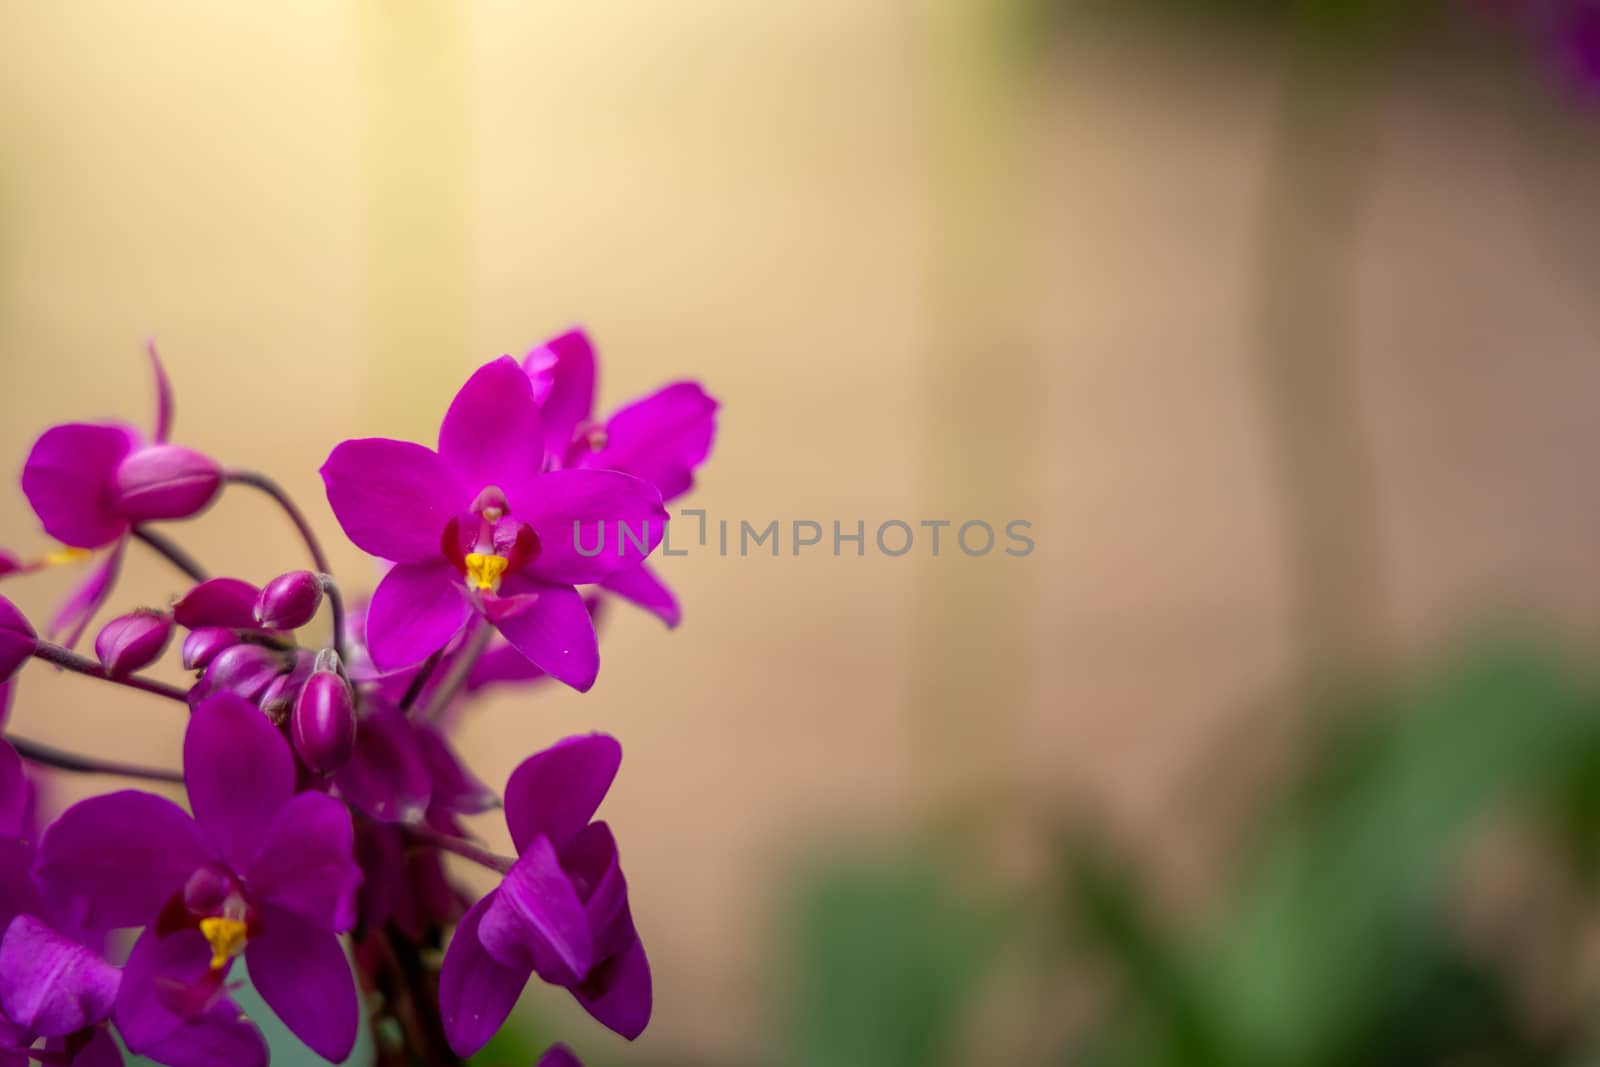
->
[94,610,173,678]
[293,650,356,774]
[193,644,286,705]
[173,578,261,630]
[181,627,238,672]
[259,650,314,725]
[111,444,223,522]
[254,571,324,631]
[0,597,36,684]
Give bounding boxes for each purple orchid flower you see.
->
[521,328,718,628]
[0,740,265,1067]
[320,356,667,690]
[439,734,650,1058]
[16,346,221,647]
[34,693,363,1063]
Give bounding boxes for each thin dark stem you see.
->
[405,824,514,875]
[415,621,491,722]
[132,527,210,584]
[398,649,443,713]
[319,574,348,663]
[30,642,189,704]
[8,735,184,784]
[225,470,332,575]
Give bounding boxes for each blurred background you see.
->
[6,2,1600,1065]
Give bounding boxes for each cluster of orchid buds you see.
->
[0,331,717,1067]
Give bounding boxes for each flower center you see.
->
[464,552,510,593]
[198,916,249,970]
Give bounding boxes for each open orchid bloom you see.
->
[322,357,668,690]
[0,333,706,1064]
[14,346,221,647]
[521,328,719,628]
[36,694,361,1063]
[439,734,649,1057]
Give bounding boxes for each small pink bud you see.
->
[181,627,238,672]
[259,650,314,724]
[254,571,324,631]
[293,650,356,774]
[0,596,37,684]
[94,610,174,677]
[112,444,223,522]
[193,644,286,705]
[173,578,260,630]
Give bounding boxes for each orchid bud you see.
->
[293,650,356,774]
[260,650,314,725]
[173,578,260,630]
[254,571,323,631]
[111,444,223,522]
[181,627,238,672]
[0,597,36,684]
[193,644,285,705]
[93,610,173,678]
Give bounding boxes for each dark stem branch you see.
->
[225,470,332,575]
[132,527,210,584]
[30,642,190,704]
[8,735,184,784]
[415,621,492,723]
[319,573,349,663]
[397,650,443,714]
[405,824,514,875]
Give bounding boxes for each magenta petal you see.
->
[246,792,361,932]
[438,893,533,1059]
[561,822,633,961]
[492,584,599,693]
[74,1027,125,1067]
[50,539,126,650]
[414,726,499,816]
[437,357,545,506]
[464,641,547,693]
[573,935,652,1040]
[503,734,621,855]
[117,928,265,1067]
[0,743,26,839]
[21,424,134,549]
[600,562,680,628]
[184,693,296,872]
[320,439,459,564]
[114,928,210,1047]
[245,906,359,1064]
[594,381,718,502]
[111,445,222,523]
[522,329,597,461]
[520,469,667,585]
[0,915,119,1036]
[149,341,174,444]
[366,562,471,671]
[171,578,260,630]
[138,1000,267,1067]
[35,791,208,930]
[478,836,593,986]
[334,706,431,824]
[0,599,33,687]
[536,1044,584,1067]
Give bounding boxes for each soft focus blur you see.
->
[5,3,1600,1066]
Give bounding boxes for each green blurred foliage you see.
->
[759,636,1600,1067]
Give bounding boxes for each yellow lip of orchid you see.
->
[41,546,93,567]
[198,916,250,971]
[464,552,510,593]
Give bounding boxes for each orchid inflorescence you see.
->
[0,330,717,1067]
